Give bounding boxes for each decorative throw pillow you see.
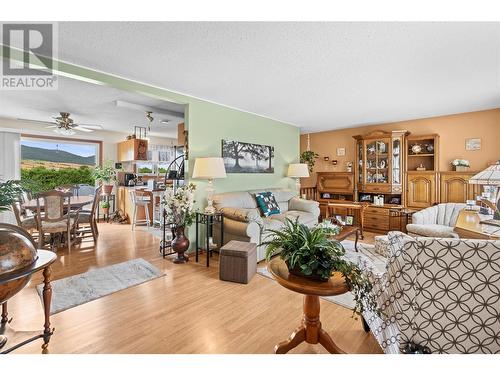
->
[255,192,281,217]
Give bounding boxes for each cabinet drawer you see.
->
[365,207,390,216]
[362,185,392,193]
[364,218,390,231]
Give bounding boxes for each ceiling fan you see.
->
[18,112,103,135]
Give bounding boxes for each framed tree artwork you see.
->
[221,140,274,173]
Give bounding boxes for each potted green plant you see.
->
[100,201,110,215]
[300,150,319,173]
[263,218,377,315]
[0,180,25,214]
[93,161,117,194]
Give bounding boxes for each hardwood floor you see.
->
[6,223,382,354]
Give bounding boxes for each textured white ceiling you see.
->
[10,22,500,133]
[0,75,185,138]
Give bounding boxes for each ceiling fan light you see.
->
[54,127,76,136]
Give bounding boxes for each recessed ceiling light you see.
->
[161,119,170,124]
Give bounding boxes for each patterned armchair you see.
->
[362,231,500,354]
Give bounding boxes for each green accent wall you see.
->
[2,46,300,246]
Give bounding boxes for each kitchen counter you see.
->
[117,186,165,224]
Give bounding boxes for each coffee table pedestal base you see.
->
[274,295,345,354]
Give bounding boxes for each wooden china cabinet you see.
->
[353,130,409,232]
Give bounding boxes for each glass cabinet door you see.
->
[357,140,363,184]
[392,137,401,185]
[364,139,389,184]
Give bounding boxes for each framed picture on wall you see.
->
[221,140,274,173]
[465,138,481,151]
[336,148,346,156]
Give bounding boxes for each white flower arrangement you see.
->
[316,220,341,236]
[451,159,470,167]
[162,183,197,227]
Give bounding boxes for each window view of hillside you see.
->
[21,138,98,193]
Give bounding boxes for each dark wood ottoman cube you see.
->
[219,240,257,284]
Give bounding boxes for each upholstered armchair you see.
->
[361,231,500,354]
[406,203,466,238]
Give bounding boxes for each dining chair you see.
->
[11,195,38,239]
[74,185,102,242]
[56,184,80,197]
[129,190,151,230]
[35,190,79,251]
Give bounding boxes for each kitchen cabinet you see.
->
[117,139,148,162]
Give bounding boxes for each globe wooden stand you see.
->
[0,250,56,354]
[268,258,349,354]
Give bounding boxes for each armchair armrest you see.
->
[288,197,319,215]
[219,207,263,225]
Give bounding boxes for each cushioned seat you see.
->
[19,216,37,230]
[41,218,75,232]
[262,217,285,231]
[406,223,457,238]
[269,210,317,226]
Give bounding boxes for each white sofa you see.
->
[212,188,319,262]
[406,203,466,238]
[360,231,500,353]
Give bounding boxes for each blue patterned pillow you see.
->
[255,192,281,217]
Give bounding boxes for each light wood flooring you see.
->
[7,224,382,354]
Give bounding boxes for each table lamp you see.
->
[287,163,310,194]
[469,161,500,219]
[192,157,227,214]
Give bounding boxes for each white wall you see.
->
[0,131,21,223]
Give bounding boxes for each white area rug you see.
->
[36,258,164,315]
[257,240,387,310]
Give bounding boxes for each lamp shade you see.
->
[192,157,227,179]
[469,161,500,185]
[287,163,310,178]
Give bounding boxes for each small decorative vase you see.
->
[172,226,189,264]
[102,207,109,215]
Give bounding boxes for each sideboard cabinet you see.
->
[440,172,481,203]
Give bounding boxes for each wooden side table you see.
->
[0,250,56,354]
[268,258,349,354]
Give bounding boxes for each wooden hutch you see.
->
[351,130,408,232]
[313,129,483,233]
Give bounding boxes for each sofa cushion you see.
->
[269,210,317,226]
[213,191,257,210]
[406,224,457,238]
[255,192,281,217]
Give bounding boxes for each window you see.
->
[20,136,101,193]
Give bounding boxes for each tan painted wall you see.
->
[300,108,500,187]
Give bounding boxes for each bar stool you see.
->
[129,190,151,230]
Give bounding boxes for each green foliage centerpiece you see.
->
[264,218,377,315]
[92,161,117,194]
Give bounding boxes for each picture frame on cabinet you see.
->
[335,215,344,224]
[345,215,354,226]
[360,194,372,202]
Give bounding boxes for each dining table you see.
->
[21,195,95,211]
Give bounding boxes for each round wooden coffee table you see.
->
[268,258,349,354]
